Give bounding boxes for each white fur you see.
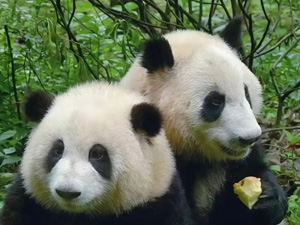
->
[21,82,175,214]
[121,30,263,161]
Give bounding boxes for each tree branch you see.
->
[263,126,300,134]
[4,24,21,120]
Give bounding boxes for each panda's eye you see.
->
[89,144,107,160]
[89,144,112,179]
[210,97,224,106]
[53,140,64,156]
[206,91,225,107]
[46,139,64,172]
[244,84,252,108]
[201,91,225,123]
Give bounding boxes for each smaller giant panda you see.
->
[0,83,193,225]
[121,17,288,225]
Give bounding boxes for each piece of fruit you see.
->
[233,176,262,209]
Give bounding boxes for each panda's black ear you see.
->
[131,103,162,137]
[220,15,244,56]
[24,90,53,122]
[141,37,174,73]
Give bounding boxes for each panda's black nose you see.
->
[238,136,260,146]
[55,189,81,200]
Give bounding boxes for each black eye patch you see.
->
[46,139,64,172]
[89,144,112,180]
[201,91,225,123]
[244,84,252,108]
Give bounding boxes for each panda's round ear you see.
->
[141,37,174,73]
[220,15,244,57]
[131,103,162,137]
[23,90,53,122]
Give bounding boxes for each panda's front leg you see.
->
[251,169,288,225]
[0,174,30,225]
[0,174,45,225]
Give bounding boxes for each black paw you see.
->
[252,177,288,225]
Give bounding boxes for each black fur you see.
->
[220,15,244,57]
[46,140,64,172]
[89,144,112,179]
[0,173,194,225]
[24,90,53,122]
[201,91,225,123]
[131,103,162,137]
[141,38,174,73]
[244,84,252,108]
[176,142,288,225]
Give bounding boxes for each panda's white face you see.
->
[121,30,263,161]
[21,83,174,214]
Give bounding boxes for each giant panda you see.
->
[0,83,193,225]
[121,17,288,225]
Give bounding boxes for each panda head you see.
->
[121,17,262,161]
[21,83,175,214]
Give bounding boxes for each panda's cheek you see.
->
[207,126,231,145]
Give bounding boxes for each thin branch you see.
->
[166,0,185,28]
[27,58,47,91]
[174,0,181,26]
[143,0,184,30]
[237,0,249,18]
[254,0,271,53]
[281,81,300,101]
[271,38,300,71]
[270,69,280,97]
[246,15,255,70]
[168,0,209,32]
[263,126,300,134]
[207,0,215,34]
[51,0,79,61]
[255,24,300,57]
[67,0,76,28]
[51,0,103,80]
[89,0,166,37]
[198,0,203,27]
[271,38,300,125]
[231,0,238,16]
[220,0,231,19]
[4,24,21,120]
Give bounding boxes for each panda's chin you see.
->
[220,145,250,159]
[57,201,88,213]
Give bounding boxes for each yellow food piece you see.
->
[233,176,262,209]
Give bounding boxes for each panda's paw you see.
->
[252,178,288,225]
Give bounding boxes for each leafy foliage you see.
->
[0,0,299,223]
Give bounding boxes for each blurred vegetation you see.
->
[0,0,299,223]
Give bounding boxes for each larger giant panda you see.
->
[0,83,193,225]
[121,17,288,225]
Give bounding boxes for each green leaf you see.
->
[0,156,21,167]
[125,2,138,12]
[130,30,140,44]
[0,130,16,142]
[3,147,16,155]
[270,165,281,174]
[284,130,300,144]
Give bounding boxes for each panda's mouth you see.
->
[220,145,247,157]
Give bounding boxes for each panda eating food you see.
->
[121,17,288,225]
[0,83,193,225]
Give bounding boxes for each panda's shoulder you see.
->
[0,174,44,224]
[115,172,193,225]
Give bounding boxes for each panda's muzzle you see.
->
[238,136,260,147]
[220,135,260,157]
